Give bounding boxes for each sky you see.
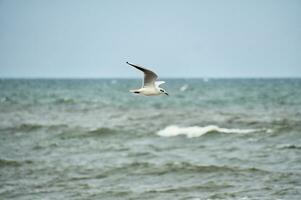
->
[0,0,300,78]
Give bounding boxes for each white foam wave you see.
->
[157,125,271,138]
[179,84,189,92]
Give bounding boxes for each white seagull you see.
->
[127,62,168,96]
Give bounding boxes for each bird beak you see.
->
[165,92,169,96]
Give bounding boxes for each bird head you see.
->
[159,88,169,96]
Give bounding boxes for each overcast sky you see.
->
[0,0,300,78]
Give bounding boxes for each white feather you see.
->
[155,81,165,88]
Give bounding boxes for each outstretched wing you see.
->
[126,62,158,87]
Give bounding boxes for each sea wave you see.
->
[0,159,33,167]
[0,123,68,133]
[277,144,301,150]
[87,127,117,136]
[59,127,118,139]
[108,161,269,176]
[54,97,76,104]
[157,125,272,138]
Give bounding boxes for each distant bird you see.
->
[126,62,168,96]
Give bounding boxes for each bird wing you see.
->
[155,81,165,88]
[126,62,158,87]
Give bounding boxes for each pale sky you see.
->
[0,0,300,78]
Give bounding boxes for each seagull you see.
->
[126,62,168,96]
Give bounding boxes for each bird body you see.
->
[126,62,168,96]
[130,87,161,96]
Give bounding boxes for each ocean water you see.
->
[0,78,301,200]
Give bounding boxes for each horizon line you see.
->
[1,76,301,79]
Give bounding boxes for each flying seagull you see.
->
[126,62,168,96]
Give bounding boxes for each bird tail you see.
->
[130,89,140,94]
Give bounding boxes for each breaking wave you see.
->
[157,125,272,138]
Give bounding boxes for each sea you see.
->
[0,78,300,200]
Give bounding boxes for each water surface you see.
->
[0,78,301,200]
